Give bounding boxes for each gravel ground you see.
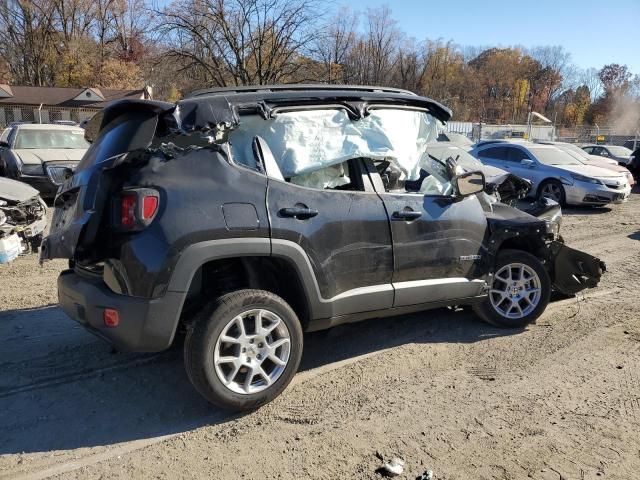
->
[1,192,639,480]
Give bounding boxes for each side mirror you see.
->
[521,159,535,168]
[0,141,9,148]
[453,170,485,198]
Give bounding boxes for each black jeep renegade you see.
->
[41,85,604,410]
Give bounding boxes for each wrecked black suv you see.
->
[41,85,604,410]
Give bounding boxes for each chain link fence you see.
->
[446,121,640,146]
[0,104,100,127]
[555,126,640,146]
[445,122,555,142]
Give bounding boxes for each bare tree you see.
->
[93,0,118,83]
[110,0,151,61]
[364,6,400,85]
[579,67,604,101]
[529,46,571,109]
[340,6,402,86]
[51,0,95,45]
[311,7,358,83]
[155,0,322,87]
[394,39,425,92]
[0,0,57,85]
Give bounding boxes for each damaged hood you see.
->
[0,177,41,203]
[13,148,86,165]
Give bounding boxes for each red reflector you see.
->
[121,194,136,227]
[103,308,120,327]
[142,195,158,219]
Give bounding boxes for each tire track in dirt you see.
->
[0,353,171,399]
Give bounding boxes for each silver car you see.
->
[470,141,631,206]
[582,144,633,166]
[537,141,636,187]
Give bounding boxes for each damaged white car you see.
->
[0,177,47,263]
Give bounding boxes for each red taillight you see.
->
[103,308,120,327]
[142,195,158,219]
[121,194,136,227]
[118,189,159,229]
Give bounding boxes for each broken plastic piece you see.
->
[382,457,405,477]
[416,469,434,480]
[0,233,21,264]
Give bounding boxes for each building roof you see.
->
[0,85,147,108]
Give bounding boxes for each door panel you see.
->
[505,147,538,188]
[267,178,394,316]
[477,146,510,170]
[380,192,488,306]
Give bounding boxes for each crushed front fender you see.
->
[548,241,606,295]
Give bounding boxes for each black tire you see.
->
[537,179,566,206]
[473,249,551,328]
[184,289,303,411]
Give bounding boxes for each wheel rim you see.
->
[489,263,542,319]
[541,183,562,202]
[213,309,291,395]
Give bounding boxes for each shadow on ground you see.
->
[0,303,525,455]
[562,205,612,215]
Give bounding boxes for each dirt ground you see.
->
[1,192,639,480]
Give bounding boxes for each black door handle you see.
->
[279,207,319,219]
[392,210,422,221]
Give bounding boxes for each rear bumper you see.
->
[57,269,186,352]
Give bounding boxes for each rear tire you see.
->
[184,289,303,411]
[538,179,566,206]
[473,249,551,328]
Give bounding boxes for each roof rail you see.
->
[186,84,417,98]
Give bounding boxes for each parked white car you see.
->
[470,141,631,206]
[0,124,88,198]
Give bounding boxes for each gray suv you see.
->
[41,85,605,410]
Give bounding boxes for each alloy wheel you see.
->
[540,183,562,202]
[213,309,291,394]
[489,263,542,319]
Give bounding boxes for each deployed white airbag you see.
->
[229,108,438,179]
[290,163,350,189]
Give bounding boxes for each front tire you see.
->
[184,289,303,411]
[538,179,566,206]
[473,249,551,328]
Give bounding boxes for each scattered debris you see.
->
[380,457,405,477]
[416,469,434,480]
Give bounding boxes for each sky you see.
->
[353,0,640,74]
